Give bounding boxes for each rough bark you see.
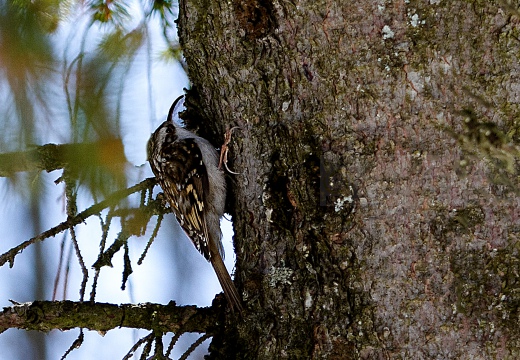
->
[179,0,520,358]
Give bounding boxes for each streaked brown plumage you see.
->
[147,96,242,314]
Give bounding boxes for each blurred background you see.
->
[0,1,235,358]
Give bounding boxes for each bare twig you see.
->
[70,226,88,301]
[64,174,88,301]
[90,212,114,302]
[179,333,212,360]
[165,331,182,358]
[121,240,133,290]
[140,334,155,360]
[123,332,154,360]
[60,329,84,360]
[53,233,68,301]
[138,213,163,265]
[0,178,157,268]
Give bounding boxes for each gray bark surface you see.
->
[179,1,520,358]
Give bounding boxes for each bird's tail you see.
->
[211,255,243,315]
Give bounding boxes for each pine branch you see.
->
[0,178,158,268]
[0,139,126,176]
[0,300,218,335]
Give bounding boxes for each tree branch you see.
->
[0,300,219,335]
[0,139,127,176]
[0,178,158,268]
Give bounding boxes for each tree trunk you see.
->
[178,0,520,358]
